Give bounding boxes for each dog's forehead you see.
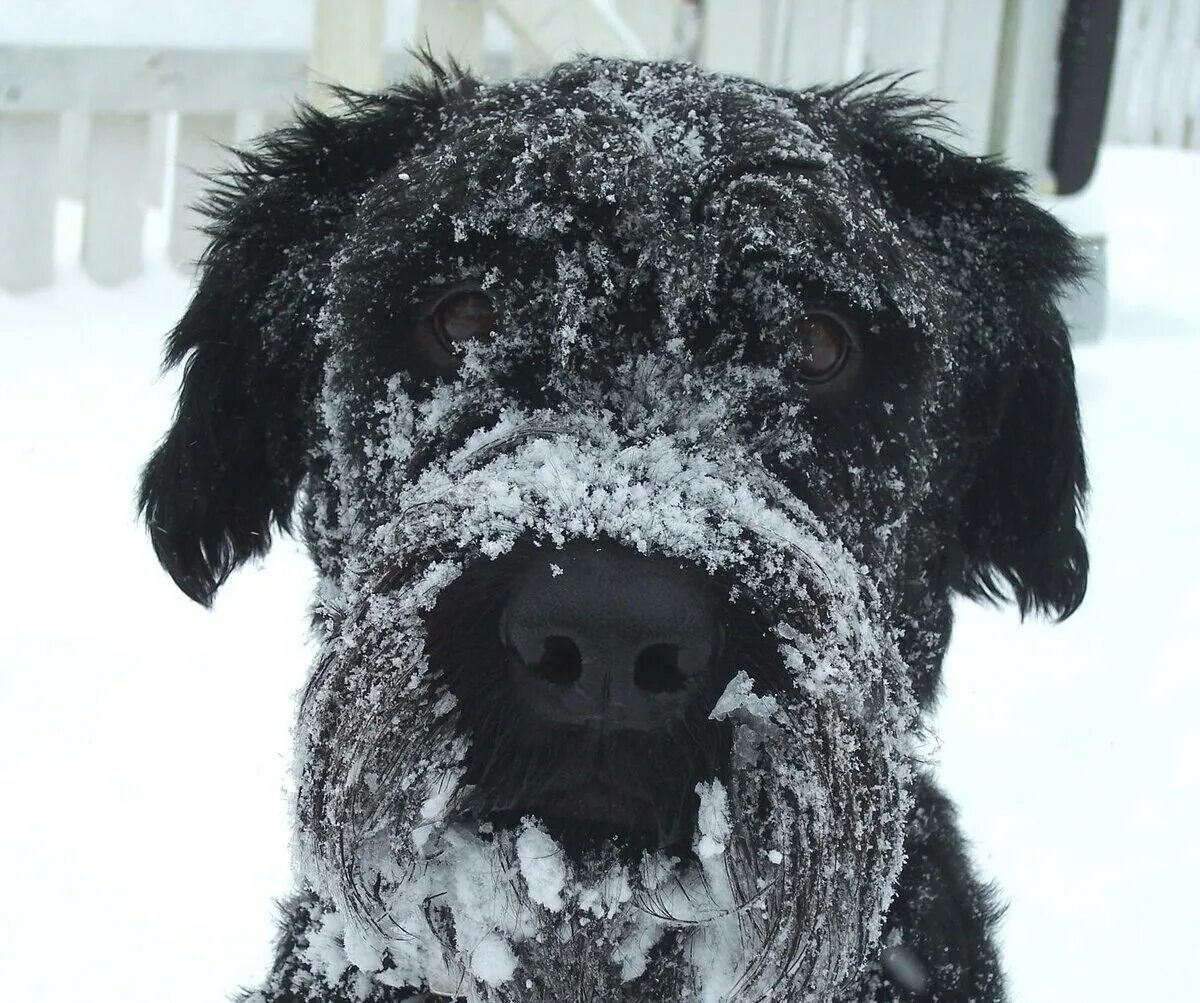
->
[345,60,928,327]
[445,60,827,183]
[388,59,872,244]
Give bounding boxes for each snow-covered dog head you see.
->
[141,59,1087,1002]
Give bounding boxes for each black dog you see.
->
[140,58,1086,1002]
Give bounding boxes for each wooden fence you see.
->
[1106,0,1200,147]
[0,0,1194,293]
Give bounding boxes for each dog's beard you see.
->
[295,420,917,1001]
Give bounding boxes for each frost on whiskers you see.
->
[293,418,918,1000]
[286,59,937,1002]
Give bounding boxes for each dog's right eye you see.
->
[408,286,497,377]
[791,310,858,387]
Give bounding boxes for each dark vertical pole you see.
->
[1051,0,1123,195]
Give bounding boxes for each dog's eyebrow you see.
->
[693,156,827,222]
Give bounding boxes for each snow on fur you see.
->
[282,59,945,1001]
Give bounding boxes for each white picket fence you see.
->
[0,47,428,292]
[1106,0,1200,148]
[0,0,1194,293]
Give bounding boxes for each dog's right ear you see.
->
[140,66,467,605]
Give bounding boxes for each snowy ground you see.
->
[0,145,1196,1001]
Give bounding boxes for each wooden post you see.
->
[863,0,948,99]
[82,113,150,286]
[1105,0,1170,145]
[0,113,59,292]
[989,0,1070,190]
[777,2,854,89]
[416,0,486,72]
[310,0,386,111]
[614,0,680,59]
[937,0,1007,154]
[492,0,647,67]
[170,113,238,273]
[697,0,771,79]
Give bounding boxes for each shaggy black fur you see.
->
[140,57,1086,1002]
[248,778,1005,1002]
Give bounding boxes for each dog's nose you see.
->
[500,542,724,730]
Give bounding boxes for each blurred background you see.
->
[1,2,1196,1001]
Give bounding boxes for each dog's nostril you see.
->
[633,643,687,693]
[522,634,583,686]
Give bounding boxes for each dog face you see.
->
[141,60,1086,1001]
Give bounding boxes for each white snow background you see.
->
[0,60,1197,1002]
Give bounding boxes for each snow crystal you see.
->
[470,936,519,986]
[515,821,567,912]
[694,780,731,859]
[412,768,462,851]
[711,669,783,725]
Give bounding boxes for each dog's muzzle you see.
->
[295,411,917,999]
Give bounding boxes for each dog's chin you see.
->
[472,782,694,863]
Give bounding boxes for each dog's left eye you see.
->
[408,286,497,377]
[431,289,496,351]
[792,311,855,383]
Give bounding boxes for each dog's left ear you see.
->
[952,281,1088,621]
[140,67,468,605]
[832,84,1089,620]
